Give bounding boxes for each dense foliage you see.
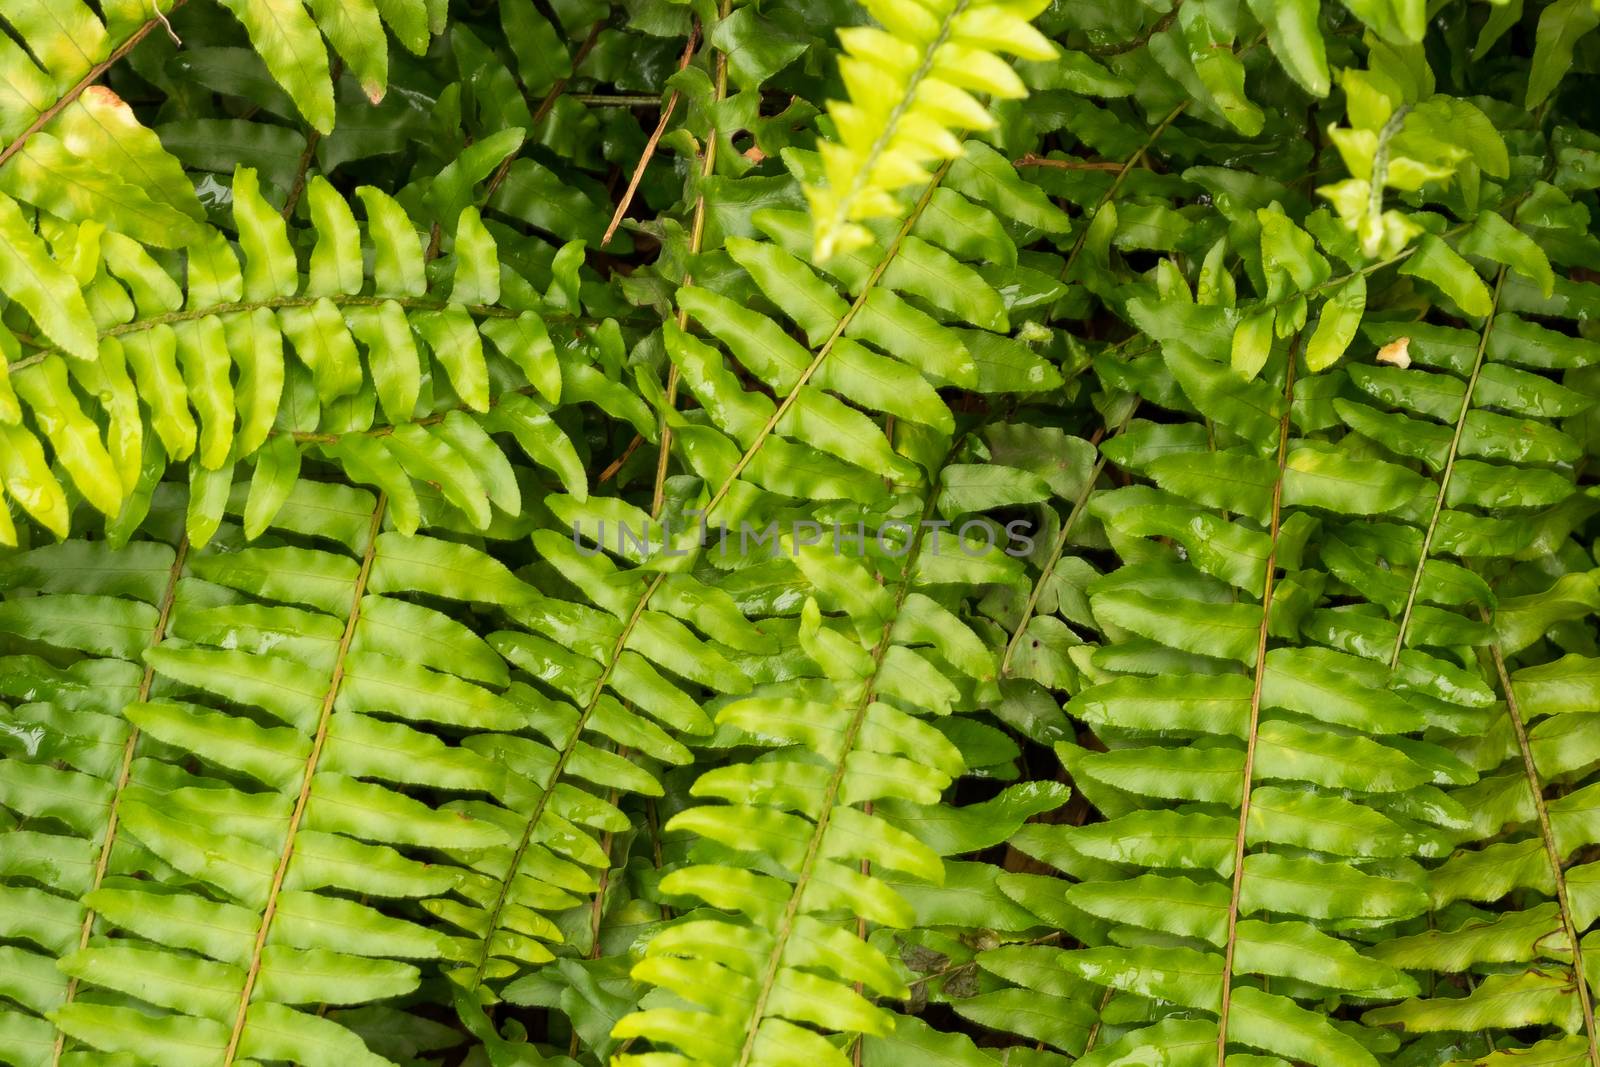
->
[3,0,1600,1064]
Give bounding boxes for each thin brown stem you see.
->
[484,21,606,204]
[280,60,340,219]
[589,65,720,954]
[997,115,1173,670]
[653,7,729,515]
[1013,154,1124,172]
[1058,103,1185,285]
[1216,340,1300,1066]
[466,580,660,988]
[281,131,321,219]
[1082,985,1117,1056]
[1083,2,1181,55]
[853,796,873,1067]
[578,765,630,1057]
[536,23,605,128]
[596,432,645,482]
[602,27,699,247]
[586,814,619,960]
[692,165,952,525]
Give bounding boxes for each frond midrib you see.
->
[1215,338,1300,1065]
[1387,267,1509,667]
[219,495,389,1065]
[1485,633,1600,1065]
[732,449,958,1067]
[48,534,190,1067]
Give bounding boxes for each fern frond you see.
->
[32,491,545,1065]
[0,0,440,257]
[1039,333,1436,1064]
[0,163,591,545]
[805,0,1055,260]
[4,4,1596,1066]
[999,86,1567,1067]
[604,144,1069,1061]
[432,529,730,997]
[987,45,1600,1059]
[0,532,184,1067]
[1344,170,1600,1064]
[610,475,991,1067]
[215,0,440,129]
[0,1,204,247]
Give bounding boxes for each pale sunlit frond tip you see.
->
[806,0,1054,261]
